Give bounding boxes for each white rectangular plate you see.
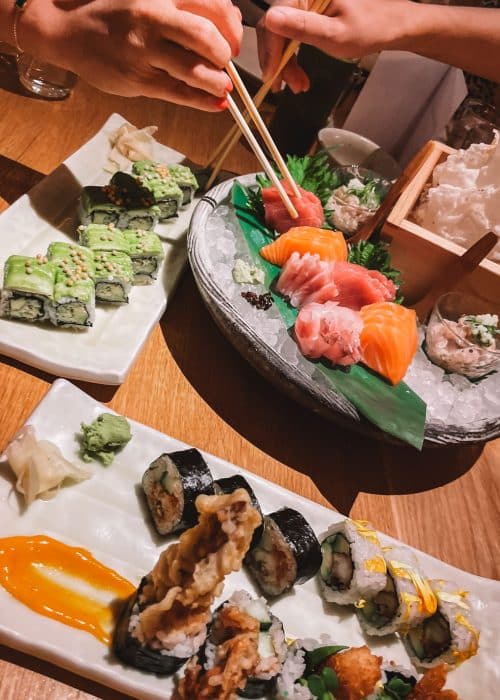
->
[0,379,498,699]
[0,114,198,384]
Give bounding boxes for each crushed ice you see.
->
[202,200,499,430]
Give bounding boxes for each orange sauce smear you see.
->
[0,535,135,645]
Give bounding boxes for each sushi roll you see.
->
[78,185,125,226]
[132,160,184,219]
[0,254,56,322]
[356,547,437,636]
[122,229,164,284]
[107,172,161,230]
[47,242,95,328]
[214,474,264,547]
[114,490,262,677]
[167,164,199,206]
[92,251,133,304]
[319,519,387,605]
[78,223,130,254]
[246,507,322,596]
[404,579,479,668]
[142,448,214,535]
[179,590,287,699]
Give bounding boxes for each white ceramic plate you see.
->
[0,379,498,699]
[0,113,198,385]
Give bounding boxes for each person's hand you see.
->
[256,0,310,94]
[18,0,243,111]
[263,0,413,64]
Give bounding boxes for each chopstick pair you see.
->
[206,0,331,191]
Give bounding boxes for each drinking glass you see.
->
[17,54,76,99]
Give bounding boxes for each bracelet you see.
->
[11,0,29,53]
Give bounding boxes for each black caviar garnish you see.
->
[241,291,273,310]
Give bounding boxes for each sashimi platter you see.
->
[189,153,500,449]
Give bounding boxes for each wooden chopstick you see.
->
[348,141,437,245]
[226,61,301,198]
[226,94,299,219]
[411,231,498,323]
[205,0,330,190]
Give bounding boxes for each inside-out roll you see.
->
[319,519,387,605]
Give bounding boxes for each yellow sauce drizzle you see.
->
[437,590,470,610]
[364,557,387,574]
[453,614,480,663]
[351,520,382,547]
[389,560,437,615]
[0,535,135,645]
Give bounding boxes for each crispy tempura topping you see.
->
[323,645,382,700]
[408,664,459,700]
[177,605,260,700]
[135,490,261,644]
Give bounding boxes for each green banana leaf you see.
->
[231,181,426,450]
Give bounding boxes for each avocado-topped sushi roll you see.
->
[142,448,214,535]
[246,507,321,596]
[132,161,183,220]
[52,270,95,328]
[107,172,161,230]
[92,251,133,304]
[1,254,56,322]
[405,579,479,668]
[122,229,164,284]
[356,547,437,636]
[214,474,264,548]
[168,164,198,205]
[78,224,130,254]
[319,519,387,605]
[78,186,125,226]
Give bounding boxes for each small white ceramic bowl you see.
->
[318,127,401,180]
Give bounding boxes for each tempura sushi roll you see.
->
[132,160,185,216]
[0,255,56,322]
[214,474,264,547]
[198,590,287,699]
[319,519,387,605]
[246,507,321,596]
[356,547,437,636]
[142,448,214,535]
[78,186,125,226]
[122,229,164,284]
[51,271,95,328]
[92,251,133,304]
[167,164,198,206]
[108,172,161,230]
[404,579,479,668]
[78,224,130,254]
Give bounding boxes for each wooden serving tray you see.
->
[381,140,499,311]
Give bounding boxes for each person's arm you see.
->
[0,0,242,110]
[261,0,500,85]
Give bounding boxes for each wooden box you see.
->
[381,141,500,312]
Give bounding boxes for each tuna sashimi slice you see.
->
[260,226,347,266]
[294,301,363,366]
[262,182,324,234]
[332,263,396,310]
[359,302,418,384]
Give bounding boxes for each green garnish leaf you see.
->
[307,674,326,697]
[305,645,348,672]
[321,666,339,692]
[321,692,334,700]
[378,676,414,699]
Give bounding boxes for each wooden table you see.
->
[0,69,499,700]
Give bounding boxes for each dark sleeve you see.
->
[236,0,271,25]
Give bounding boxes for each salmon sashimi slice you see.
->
[294,301,363,366]
[262,182,324,234]
[359,302,419,385]
[277,253,396,310]
[260,226,347,266]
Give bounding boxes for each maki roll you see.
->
[78,186,125,226]
[404,580,479,668]
[47,242,95,328]
[107,172,161,230]
[246,507,321,596]
[142,448,214,535]
[178,590,286,699]
[319,519,387,605]
[92,251,133,304]
[122,229,164,284]
[114,490,262,676]
[0,254,56,322]
[132,161,183,220]
[167,164,199,206]
[78,224,130,254]
[214,474,264,547]
[356,547,437,636]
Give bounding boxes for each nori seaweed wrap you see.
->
[78,186,125,226]
[214,475,263,548]
[122,229,164,285]
[92,250,133,304]
[142,448,215,535]
[246,507,322,596]
[107,172,161,230]
[167,164,199,206]
[0,254,56,323]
